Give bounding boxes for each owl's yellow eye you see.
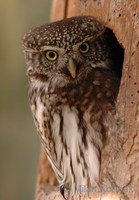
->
[45,50,58,61]
[79,42,90,54]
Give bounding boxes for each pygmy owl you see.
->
[23,16,121,198]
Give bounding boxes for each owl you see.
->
[23,16,121,199]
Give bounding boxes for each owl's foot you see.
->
[60,185,67,200]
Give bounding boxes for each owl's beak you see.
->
[67,58,76,78]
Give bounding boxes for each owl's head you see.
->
[23,16,114,87]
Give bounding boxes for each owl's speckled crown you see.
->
[23,16,105,50]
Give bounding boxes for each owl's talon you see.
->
[60,185,67,200]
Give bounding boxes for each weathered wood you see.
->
[36,0,139,199]
[51,0,68,22]
[35,145,57,193]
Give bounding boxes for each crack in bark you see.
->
[107,173,129,200]
[127,132,138,157]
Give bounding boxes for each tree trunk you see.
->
[35,0,139,199]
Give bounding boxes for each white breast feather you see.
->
[58,107,100,194]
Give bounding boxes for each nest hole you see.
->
[105,27,124,79]
[103,27,124,101]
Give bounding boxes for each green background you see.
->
[0,1,52,200]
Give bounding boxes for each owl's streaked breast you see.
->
[29,67,119,194]
[30,82,101,194]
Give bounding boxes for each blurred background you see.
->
[0,1,52,200]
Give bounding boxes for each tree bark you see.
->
[35,0,139,199]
